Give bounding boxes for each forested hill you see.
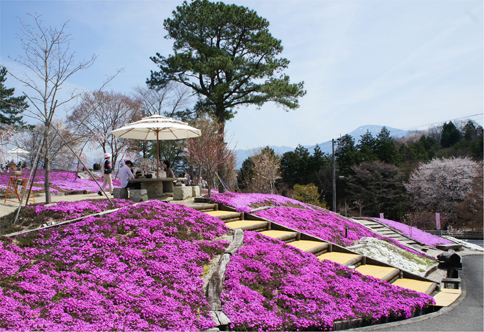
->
[235,125,408,168]
[237,120,483,228]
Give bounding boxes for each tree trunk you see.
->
[43,126,52,204]
[112,155,118,174]
[216,106,226,193]
[44,155,51,204]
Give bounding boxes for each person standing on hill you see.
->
[98,153,113,195]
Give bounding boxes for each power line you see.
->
[390,113,483,136]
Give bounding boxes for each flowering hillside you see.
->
[222,232,434,331]
[0,201,230,330]
[253,207,428,257]
[0,199,134,235]
[210,192,313,213]
[373,218,453,247]
[0,196,439,330]
[255,207,378,246]
[30,199,133,220]
[210,193,431,255]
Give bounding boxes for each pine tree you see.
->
[374,127,399,165]
[358,130,377,162]
[440,121,461,148]
[148,0,305,134]
[0,66,28,127]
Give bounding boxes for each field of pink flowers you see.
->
[0,199,436,330]
[254,207,429,257]
[209,193,429,256]
[373,218,453,247]
[0,201,230,330]
[210,192,313,213]
[222,232,434,331]
[255,207,377,246]
[0,199,137,236]
[29,199,134,221]
[0,170,120,194]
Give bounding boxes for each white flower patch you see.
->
[353,237,436,275]
[443,236,484,251]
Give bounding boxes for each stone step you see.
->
[399,240,417,244]
[369,225,386,229]
[289,240,329,254]
[433,288,462,307]
[204,210,243,222]
[391,278,437,295]
[360,223,380,227]
[390,237,409,241]
[192,203,218,212]
[318,252,363,267]
[436,244,463,251]
[377,230,400,236]
[358,220,378,225]
[356,265,400,282]
[259,230,297,242]
[224,220,268,231]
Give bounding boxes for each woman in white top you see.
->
[99,153,114,195]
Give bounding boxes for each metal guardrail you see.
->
[423,230,483,239]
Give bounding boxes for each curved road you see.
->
[355,254,483,331]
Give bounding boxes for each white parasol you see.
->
[111,115,201,171]
[7,148,30,163]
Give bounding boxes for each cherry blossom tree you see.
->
[456,164,483,229]
[184,116,235,196]
[405,157,481,226]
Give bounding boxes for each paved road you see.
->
[466,239,483,248]
[359,254,483,331]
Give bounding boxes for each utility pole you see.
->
[332,138,336,212]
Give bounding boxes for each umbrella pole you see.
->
[156,130,160,176]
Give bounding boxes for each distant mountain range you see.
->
[234,125,409,169]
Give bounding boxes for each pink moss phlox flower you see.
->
[222,232,434,331]
[0,200,231,330]
[209,192,429,257]
[210,192,313,213]
[372,218,453,247]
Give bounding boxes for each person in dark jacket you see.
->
[98,153,113,195]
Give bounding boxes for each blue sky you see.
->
[1,0,482,151]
